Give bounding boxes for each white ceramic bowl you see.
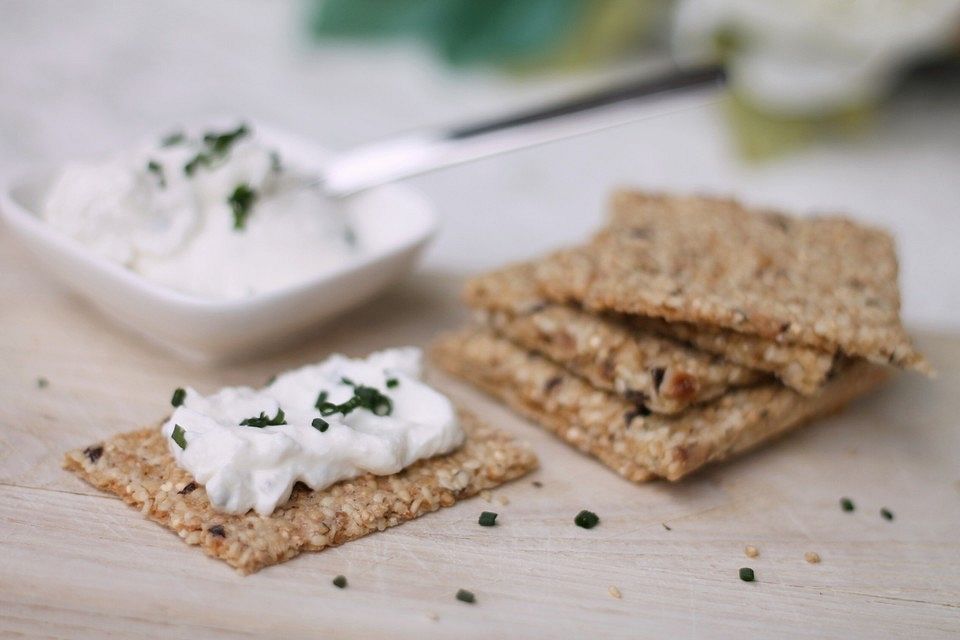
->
[0,124,438,362]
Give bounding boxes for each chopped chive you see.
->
[386,377,399,389]
[333,575,347,588]
[239,408,286,428]
[880,508,894,521]
[840,497,855,512]
[171,424,187,450]
[171,387,186,407]
[228,183,258,230]
[739,567,755,582]
[146,159,166,188]
[340,377,356,387]
[314,390,329,410]
[311,417,329,432]
[37,377,49,389]
[478,511,498,527]
[455,589,475,604]
[574,510,599,529]
[161,131,185,147]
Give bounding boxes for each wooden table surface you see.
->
[1,234,958,639]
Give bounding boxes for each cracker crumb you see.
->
[498,495,510,506]
[608,585,622,599]
[480,490,492,502]
[804,551,821,564]
[745,545,759,558]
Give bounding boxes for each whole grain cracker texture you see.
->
[465,262,763,412]
[63,410,537,574]
[534,191,929,374]
[431,327,890,482]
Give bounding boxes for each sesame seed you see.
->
[608,586,622,599]
[805,551,821,564]
[498,495,510,506]
[744,545,759,558]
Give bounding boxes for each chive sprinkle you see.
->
[574,510,600,529]
[161,131,185,147]
[311,417,329,432]
[314,390,329,411]
[37,377,49,389]
[239,408,286,428]
[478,511,498,527]
[386,377,399,389]
[739,567,755,582]
[880,508,894,521]
[171,387,186,407]
[171,424,187,450]
[146,159,166,188]
[455,589,475,604]
[333,575,347,589]
[840,497,855,512]
[228,183,258,230]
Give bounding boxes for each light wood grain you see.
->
[1,234,958,639]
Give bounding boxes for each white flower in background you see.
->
[673,0,960,115]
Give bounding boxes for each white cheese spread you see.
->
[42,122,357,300]
[161,347,464,516]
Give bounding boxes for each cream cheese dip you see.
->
[41,122,357,300]
[162,347,464,516]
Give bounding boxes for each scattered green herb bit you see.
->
[171,387,186,407]
[574,510,599,529]
[840,497,855,512]
[312,417,329,432]
[269,150,282,173]
[266,374,277,385]
[333,575,347,589]
[228,183,258,230]
[239,408,287,428]
[739,567,755,582]
[203,123,249,155]
[478,511,498,527]
[321,381,394,417]
[146,159,166,188]
[183,123,250,176]
[161,131,186,147]
[531,480,543,488]
[183,153,208,176]
[37,377,49,389]
[455,589,475,604]
[880,508,894,521]
[386,377,399,389]
[343,226,357,247]
[171,424,187,450]
[314,390,329,410]
[318,401,340,416]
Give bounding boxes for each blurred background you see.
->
[2,0,959,330]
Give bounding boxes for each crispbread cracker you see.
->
[431,328,889,482]
[465,262,763,413]
[534,191,929,373]
[634,316,834,395]
[63,410,537,574]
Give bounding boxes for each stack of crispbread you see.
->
[432,191,930,482]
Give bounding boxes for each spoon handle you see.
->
[321,65,725,197]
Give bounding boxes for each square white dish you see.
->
[0,124,438,363]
